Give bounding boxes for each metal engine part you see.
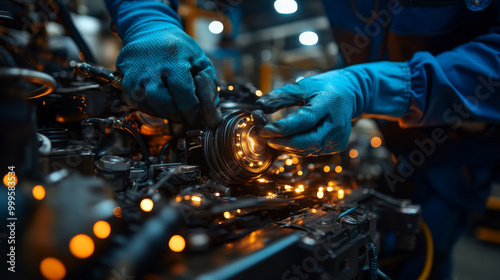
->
[202,111,275,185]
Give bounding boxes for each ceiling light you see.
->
[209,21,224,34]
[299,31,319,46]
[274,0,298,14]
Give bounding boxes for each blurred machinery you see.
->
[0,2,424,280]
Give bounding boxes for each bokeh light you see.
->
[140,198,154,212]
[299,31,318,46]
[168,235,186,253]
[349,149,358,159]
[32,185,46,200]
[274,0,298,14]
[93,221,111,239]
[208,21,224,34]
[371,137,382,148]
[69,234,95,259]
[3,174,17,187]
[40,258,66,280]
[338,189,345,199]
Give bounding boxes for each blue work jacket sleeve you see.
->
[401,25,500,128]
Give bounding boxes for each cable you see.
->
[50,0,96,63]
[157,142,170,163]
[417,221,434,280]
[368,221,433,279]
[337,206,358,222]
[0,67,56,99]
[368,189,406,207]
[368,241,378,280]
[147,166,179,192]
[362,236,393,280]
[362,266,392,280]
[122,122,151,165]
[377,269,392,280]
[82,118,151,165]
[55,83,100,93]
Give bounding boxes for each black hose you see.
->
[122,122,151,165]
[157,142,170,163]
[0,67,57,98]
[377,269,392,280]
[363,266,393,280]
[51,0,96,63]
[82,118,151,165]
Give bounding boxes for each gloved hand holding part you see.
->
[104,0,222,128]
[256,62,411,156]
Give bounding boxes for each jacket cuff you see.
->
[105,0,182,39]
[398,52,431,128]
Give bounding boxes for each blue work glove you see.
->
[256,62,411,156]
[106,1,222,128]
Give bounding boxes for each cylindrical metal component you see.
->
[97,155,131,171]
[203,111,275,185]
[95,155,131,190]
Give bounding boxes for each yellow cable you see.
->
[417,221,434,280]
